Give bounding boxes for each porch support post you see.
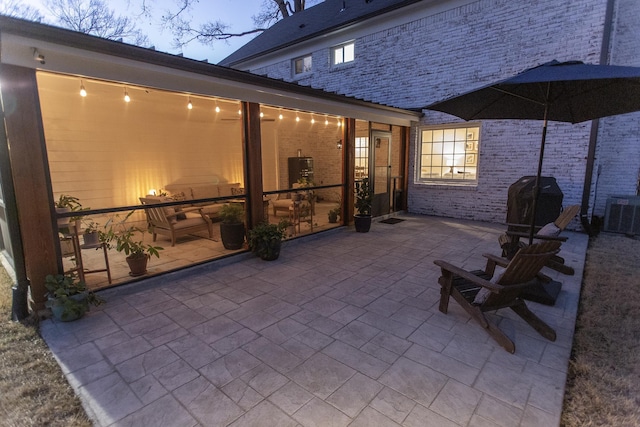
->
[0,64,59,311]
[242,101,264,229]
[400,125,410,211]
[344,118,356,225]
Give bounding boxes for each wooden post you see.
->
[242,102,264,229]
[0,64,59,311]
[343,118,356,224]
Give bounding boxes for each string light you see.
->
[215,105,220,113]
[123,87,130,102]
[325,117,329,125]
[79,81,87,97]
[238,109,242,115]
[279,113,284,120]
[187,97,193,110]
[296,116,300,122]
[311,118,315,124]
[260,112,264,118]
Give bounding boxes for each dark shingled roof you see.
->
[218,0,423,66]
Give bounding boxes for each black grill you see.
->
[506,176,563,228]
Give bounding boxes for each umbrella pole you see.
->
[529,101,550,245]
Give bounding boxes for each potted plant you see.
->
[354,178,373,232]
[102,213,163,276]
[248,219,289,260]
[44,273,104,321]
[54,194,88,231]
[328,206,341,223]
[219,203,245,250]
[82,220,101,246]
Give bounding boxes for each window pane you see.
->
[294,59,304,74]
[334,48,343,65]
[344,43,354,62]
[418,126,479,182]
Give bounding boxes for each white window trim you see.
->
[331,41,355,66]
[292,54,313,77]
[416,124,480,186]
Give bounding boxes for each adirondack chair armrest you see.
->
[434,260,503,293]
[504,222,542,231]
[505,230,568,242]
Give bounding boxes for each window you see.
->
[418,125,479,182]
[355,137,369,179]
[332,42,355,65]
[293,55,312,76]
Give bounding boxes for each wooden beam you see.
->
[344,118,356,224]
[242,102,264,229]
[0,64,59,311]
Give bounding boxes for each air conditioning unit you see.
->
[604,195,640,234]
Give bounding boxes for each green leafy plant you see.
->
[355,178,372,216]
[328,207,341,223]
[219,203,244,224]
[83,220,100,234]
[101,212,163,259]
[248,220,289,260]
[44,273,104,321]
[54,194,89,221]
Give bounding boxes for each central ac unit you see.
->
[604,195,640,234]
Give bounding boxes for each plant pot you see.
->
[82,231,100,247]
[59,238,75,256]
[255,238,282,261]
[56,207,71,228]
[354,214,372,233]
[220,222,245,250]
[126,254,149,277]
[48,293,89,322]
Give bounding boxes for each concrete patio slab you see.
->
[41,214,588,426]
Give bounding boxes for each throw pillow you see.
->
[473,265,506,305]
[538,222,561,236]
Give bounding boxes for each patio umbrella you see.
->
[424,60,640,244]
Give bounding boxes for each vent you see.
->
[604,196,640,234]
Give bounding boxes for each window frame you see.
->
[292,54,313,77]
[417,124,480,185]
[331,41,355,66]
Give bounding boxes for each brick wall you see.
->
[592,0,640,219]
[251,0,630,224]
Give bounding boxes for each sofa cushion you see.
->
[191,184,219,201]
[218,183,241,198]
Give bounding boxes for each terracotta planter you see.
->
[126,254,149,277]
[354,214,372,233]
[220,222,245,250]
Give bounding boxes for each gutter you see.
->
[580,0,616,234]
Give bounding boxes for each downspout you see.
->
[580,0,616,234]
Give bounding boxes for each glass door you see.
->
[371,131,392,217]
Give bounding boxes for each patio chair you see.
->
[499,204,580,275]
[139,197,213,246]
[435,240,561,353]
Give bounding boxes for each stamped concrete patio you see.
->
[40,214,588,427]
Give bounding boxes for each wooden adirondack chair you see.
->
[434,240,561,353]
[499,204,580,275]
[139,197,213,246]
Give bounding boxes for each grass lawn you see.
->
[561,232,640,426]
[0,232,637,426]
[0,267,91,427]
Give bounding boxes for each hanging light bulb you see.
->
[187,97,193,110]
[260,112,264,118]
[279,113,284,120]
[296,116,300,122]
[311,117,315,124]
[215,105,220,113]
[79,80,87,97]
[325,117,329,125]
[238,109,242,115]
[123,87,130,103]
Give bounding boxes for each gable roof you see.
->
[218,0,422,67]
[0,15,420,125]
